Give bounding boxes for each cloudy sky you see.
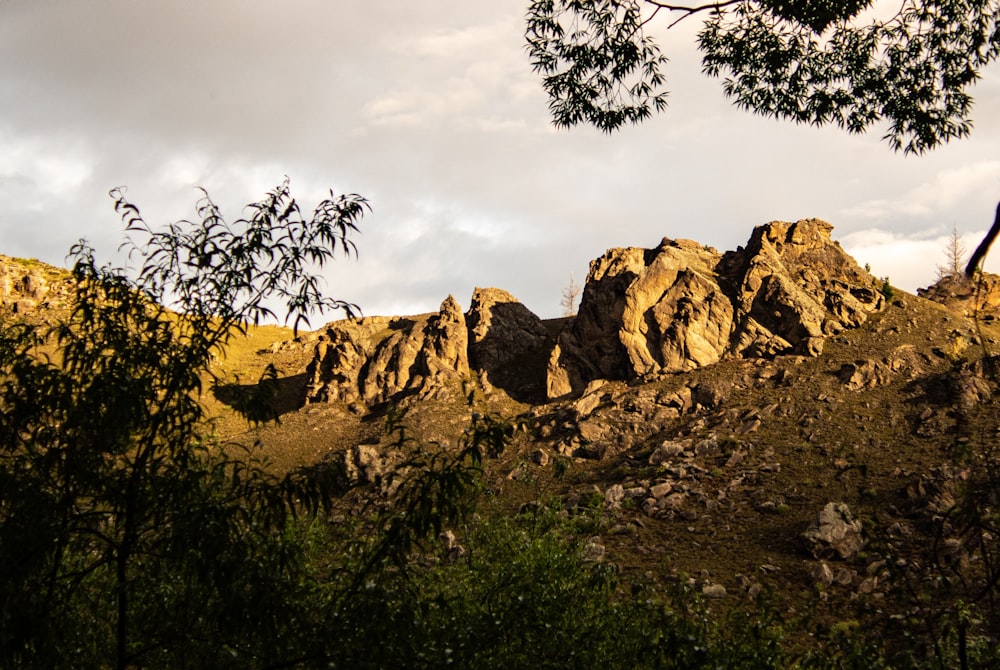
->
[2,1,999,321]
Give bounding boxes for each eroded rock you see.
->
[548,220,883,398]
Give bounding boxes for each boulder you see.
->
[803,502,864,560]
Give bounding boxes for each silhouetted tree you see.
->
[526,0,1000,154]
[0,180,369,669]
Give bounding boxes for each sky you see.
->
[2,0,999,322]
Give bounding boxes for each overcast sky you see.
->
[2,1,999,321]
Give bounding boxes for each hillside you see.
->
[220,220,1000,649]
[5,219,1000,661]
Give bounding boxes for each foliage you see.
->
[316,508,793,670]
[880,276,895,301]
[526,0,1000,153]
[0,180,368,669]
[526,0,669,132]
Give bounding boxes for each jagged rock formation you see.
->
[305,289,551,408]
[0,256,57,314]
[467,287,552,402]
[305,295,468,407]
[304,220,886,410]
[547,219,884,398]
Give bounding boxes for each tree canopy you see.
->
[526,0,1000,154]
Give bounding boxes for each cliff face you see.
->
[304,219,887,409]
[0,255,71,316]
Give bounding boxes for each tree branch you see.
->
[965,201,1000,279]
[641,0,741,29]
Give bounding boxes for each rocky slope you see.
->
[229,217,1000,640]
[0,254,72,316]
[7,220,1000,643]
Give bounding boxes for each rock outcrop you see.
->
[305,295,470,407]
[305,289,551,408]
[0,255,69,315]
[917,271,1000,316]
[467,287,551,402]
[547,220,884,398]
[304,220,886,410]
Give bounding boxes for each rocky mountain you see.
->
[303,219,886,410]
[244,217,1000,633]
[7,219,1000,646]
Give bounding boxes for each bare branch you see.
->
[966,201,1000,279]
[640,0,742,29]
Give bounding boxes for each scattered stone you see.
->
[702,583,727,598]
[529,449,550,467]
[649,440,686,465]
[604,484,625,509]
[583,539,606,562]
[650,482,673,498]
[812,562,835,587]
[803,502,864,560]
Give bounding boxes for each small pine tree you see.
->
[938,226,967,280]
[560,273,581,317]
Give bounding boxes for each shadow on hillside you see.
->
[212,372,309,421]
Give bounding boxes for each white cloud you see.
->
[841,160,1000,221]
[2,0,1000,321]
[841,225,1000,293]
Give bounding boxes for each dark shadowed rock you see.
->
[466,287,551,402]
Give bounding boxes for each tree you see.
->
[0,179,369,668]
[938,225,968,280]
[0,180,528,669]
[561,272,582,316]
[526,0,1000,154]
[527,1,1000,306]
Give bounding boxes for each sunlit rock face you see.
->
[306,295,470,408]
[547,219,884,399]
[918,271,1000,317]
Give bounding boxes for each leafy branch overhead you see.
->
[114,177,369,336]
[526,0,1000,153]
